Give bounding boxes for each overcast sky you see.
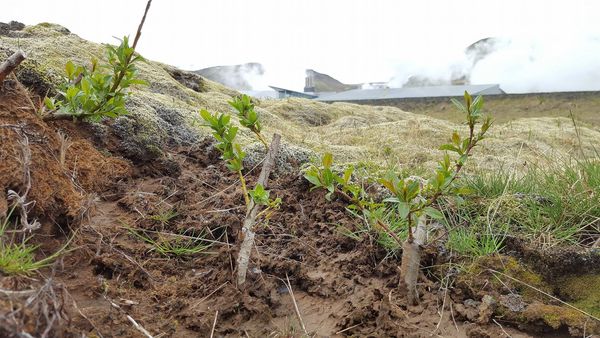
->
[3,0,600,92]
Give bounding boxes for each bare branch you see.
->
[108,0,152,93]
[0,51,26,83]
[285,273,308,335]
[236,133,281,287]
[209,310,219,338]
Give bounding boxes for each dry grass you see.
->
[392,93,600,127]
[256,98,600,174]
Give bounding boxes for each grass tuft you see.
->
[126,226,213,257]
[458,157,600,249]
[0,207,71,275]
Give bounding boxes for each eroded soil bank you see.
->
[1,78,600,337]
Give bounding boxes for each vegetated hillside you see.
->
[2,22,600,338]
[374,91,600,127]
[4,22,598,174]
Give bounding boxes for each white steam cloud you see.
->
[470,36,600,93]
[201,35,600,95]
[385,35,600,93]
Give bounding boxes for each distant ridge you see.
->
[194,62,264,90]
[304,69,361,93]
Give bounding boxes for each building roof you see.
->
[240,90,279,99]
[316,84,505,102]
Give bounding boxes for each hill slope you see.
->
[2,23,599,173]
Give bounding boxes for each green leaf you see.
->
[343,166,354,185]
[461,138,470,152]
[424,207,444,220]
[66,86,80,100]
[463,91,472,109]
[322,153,333,168]
[81,78,91,94]
[443,153,451,168]
[44,97,56,110]
[383,197,399,204]
[249,184,270,205]
[471,95,484,112]
[228,126,239,141]
[453,186,473,195]
[439,144,460,152]
[233,143,245,160]
[65,61,75,79]
[406,180,420,201]
[481,116,492,134]
[397,202,410,220]
[452,131,460,145]
[248,110,257,123]
[379,178,397,195]
[322,168,335,186]
[221,114,231,126]
[128,79,148,86]
[304,172,322,187]
[451,98,466,113]
[200,109,212,122]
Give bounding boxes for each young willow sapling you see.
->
[43,37,147,122]
[200,109,251,205]
[200,95,281,288]
[43,0,152,121]
[305,91,492,305]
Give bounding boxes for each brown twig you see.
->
[109,0,151,93]
[210,310,219,338]
[236,133,281,287]
[376,219,403,245]
[285,273,308,335]
[191,281,229,309]
[64,289,105,338]
[492,319,511,337]
[103,294,154,338]
[0,50,26,83]
[0,288,37,299]
[7,132,41,231]
[335,323,363,335]
[449,303,459,333]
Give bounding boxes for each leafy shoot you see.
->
[44,36,147,122]
[228,94,268,148]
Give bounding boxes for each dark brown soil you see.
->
[58,145,536,337]
[0,76,130,226]
[0,77,592,337]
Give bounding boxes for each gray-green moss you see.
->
[243,141,316,175]
[0,23,239,162]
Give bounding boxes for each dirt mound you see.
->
[0,77,130,227]
[36,140,549,338]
